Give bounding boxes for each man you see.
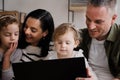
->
[77,0,120,80]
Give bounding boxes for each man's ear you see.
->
[111,14,117,24]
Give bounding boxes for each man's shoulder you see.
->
[79,28,91,40]
[107,23,120,41]
[112,23,120,30]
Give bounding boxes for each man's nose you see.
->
[87,22,96,30]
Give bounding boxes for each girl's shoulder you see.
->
[11,48,23,63]
[45,51,57,60]
[73,49,84,57]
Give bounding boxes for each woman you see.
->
[18,9,55,62]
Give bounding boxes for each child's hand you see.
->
[2,42,18,70]
[4,42,18,58]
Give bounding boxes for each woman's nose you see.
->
[25,28,31,34]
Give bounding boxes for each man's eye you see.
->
[95,20,104,24]
[86,18,91,22]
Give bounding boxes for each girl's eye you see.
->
[4,33,11,36]
[15,32,19,36]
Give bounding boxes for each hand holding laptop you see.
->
[75,68,98,80]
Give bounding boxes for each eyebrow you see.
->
[86,15,105,23]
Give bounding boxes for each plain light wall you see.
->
[73,0,120,29]
[0,0,120,29]
[3,0,68,28]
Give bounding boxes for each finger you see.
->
[12,42,18,48]
[86,68,91,78]
[9,42,17,50]
[75,77,85,80]
[13,42,18,48]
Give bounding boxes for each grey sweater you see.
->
[1,46,44,80]
[0,49,22,80]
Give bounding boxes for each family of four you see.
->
[0,0,120,80]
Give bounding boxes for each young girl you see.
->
[45,23,82,59]
[45,23,98,80]
[0,15,22,80]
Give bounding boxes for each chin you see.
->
[90,35,96,38]
[90,33,99,38]
[26,39,32,43]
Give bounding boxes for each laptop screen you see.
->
[12,57,87,80]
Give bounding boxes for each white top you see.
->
[88,38,114,80]
[0,49,23,80]
[46,49,83,59]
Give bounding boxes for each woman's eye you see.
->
[58,42,62,44]
[31,29,37,33]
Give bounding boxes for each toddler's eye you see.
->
[66,41,71,44]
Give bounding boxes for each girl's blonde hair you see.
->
[0,15,19,31]
[53,23,82,44]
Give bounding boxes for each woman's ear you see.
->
[43,30,48,37]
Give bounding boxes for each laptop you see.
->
[12,57,87,80]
